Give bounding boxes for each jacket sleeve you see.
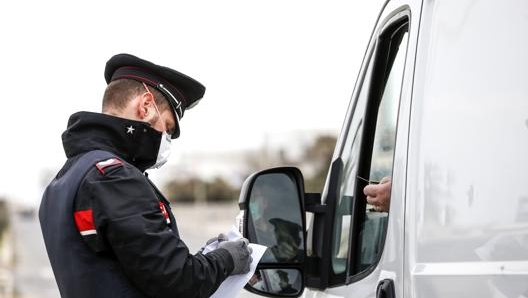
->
[76,161,234,298]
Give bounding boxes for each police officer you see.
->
[39,53,252,298]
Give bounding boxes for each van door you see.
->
[303,1,420,297]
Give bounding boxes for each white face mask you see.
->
[149,131,172,169]
[142,83,174,170]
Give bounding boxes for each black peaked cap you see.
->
[104,53,206,138]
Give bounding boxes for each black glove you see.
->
[218,238,253,275]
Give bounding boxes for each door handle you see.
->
[376,279,395,298]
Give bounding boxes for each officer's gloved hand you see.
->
[218,238,253,275]
[198,233,228,254]
[207,233,228,245]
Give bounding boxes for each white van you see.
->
[236,0,528,297]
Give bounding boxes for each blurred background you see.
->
[0,0,384,297]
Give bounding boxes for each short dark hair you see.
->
[102,79,169,112]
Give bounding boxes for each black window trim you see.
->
[324,8,412,287]
[347,11,410,284]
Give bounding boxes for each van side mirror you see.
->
[238,167,306,297]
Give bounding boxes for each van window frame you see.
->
[326,11,410,287]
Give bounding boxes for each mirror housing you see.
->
[238,167,306,297]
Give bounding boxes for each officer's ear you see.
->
[136,91,155,121]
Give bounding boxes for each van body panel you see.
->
[406,0,528,297]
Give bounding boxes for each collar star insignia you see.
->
[126,125,135,134]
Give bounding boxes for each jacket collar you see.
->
[62,111,161,172]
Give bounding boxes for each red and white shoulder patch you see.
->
[74,209,97,236]
[95,158,123,175]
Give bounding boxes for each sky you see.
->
[0,0,384,206]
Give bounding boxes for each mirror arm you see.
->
[304,192,327,289]
[305,193,325,214]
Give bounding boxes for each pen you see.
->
[357,176,380,184]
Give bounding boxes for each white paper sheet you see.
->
[203,226,267,298]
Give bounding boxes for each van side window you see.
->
[355,29,407,272]
[330,17,409,283]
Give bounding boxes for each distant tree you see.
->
[162,133,337,203]
[241,134,337,193]
[0,199,9,241]
[206,177,239,202]
[303,135,336,168]
[163,176,238,203]
[243,148,295,177]
[301,135,337,193]
[163,178,201,203]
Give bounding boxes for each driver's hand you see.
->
[364,176,392,212]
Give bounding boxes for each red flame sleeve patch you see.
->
[74,209,97,236]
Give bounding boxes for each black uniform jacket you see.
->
[56,111,234,297]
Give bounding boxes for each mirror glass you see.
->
[247,268,302,296]
[247,173,304,263]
